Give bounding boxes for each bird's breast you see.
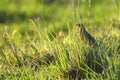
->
[80,35,84,42]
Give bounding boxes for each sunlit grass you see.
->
[0,0,120,80]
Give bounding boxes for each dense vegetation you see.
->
[0,0,120,79]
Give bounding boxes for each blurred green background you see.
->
[0,0,119,24]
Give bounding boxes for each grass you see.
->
[0,0,120,80]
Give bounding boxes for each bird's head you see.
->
[75,23,85,31]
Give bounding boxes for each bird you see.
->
[76,24,106,74]
[76,24,96,46]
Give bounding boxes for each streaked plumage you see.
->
[76,24,96,46]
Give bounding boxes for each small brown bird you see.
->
[76,24,96,46]
[76,24,106,74]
